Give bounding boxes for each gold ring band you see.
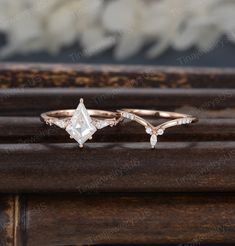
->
[118,109,198,148]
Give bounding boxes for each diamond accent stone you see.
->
[66,99,97,147]
[122,112,128,118]
[178,118,187,125]
[178,118,192,125]
[53,119,67,129]
[187,118,192,124]
[129,114,135,120]
[122,112,135,120]
[94,120,111,129]
[145,127,152,135]
[150,134,157,148]
[157,129,164,135]
[183,118,188,124]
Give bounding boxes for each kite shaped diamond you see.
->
[66,99,96,147]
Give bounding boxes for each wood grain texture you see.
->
[0,196,15,246]
[0,142,234,193]
[0,117,235,143]
[1,194,235,246]
[0,63,235,88]
[24,194,235,245]
[0,88,234,116]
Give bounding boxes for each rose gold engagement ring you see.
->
[41,98,122,148]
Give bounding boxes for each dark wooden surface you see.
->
[0,142,234,193]
[0,63,235,88]
[0,117,235,143]
[1,194,235,246]
[0,196,15,246]
[0,88,234,116]
[16,194,235,245]
[0,63,235,245]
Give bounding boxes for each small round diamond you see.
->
[186,118,191,124]
[123,112,128,118]
[130,114,135,120]
[146,127,152,134]
[157,129,164,135]
[95,121,101,129]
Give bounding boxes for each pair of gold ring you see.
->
[41,98,198,149]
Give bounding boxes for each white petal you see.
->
[146,38,171,58]
[75,0,104,31]
[10,16,42,45]
[114,34,143,60]
[45,3,79,52]
[102,0,137,32]
[172,24,200,50]
[81,27,115,56]
[197,27,222,52]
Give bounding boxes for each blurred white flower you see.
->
[102,0,147,59]
[0,0,235,59]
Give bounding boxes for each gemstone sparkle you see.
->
[157,129,164,135]
[66,99,97,147]
[145,127,152,135]
[150,134,157,148]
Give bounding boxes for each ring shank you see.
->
[41,109,119,121]
[120,108,198,131]
[123,109,197,120]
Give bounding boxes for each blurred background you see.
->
[0,0,235,67]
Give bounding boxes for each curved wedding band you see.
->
[41,98,122,147]
[118,109,198,148]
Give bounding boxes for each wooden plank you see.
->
[0,195,15,246]
[0,117,235,143]
[2,194,235,245]
[1,194,235,245]
[0,88,234,115]
[0,142,234,192]
[0,63,235,88]
[23,194,235,245]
